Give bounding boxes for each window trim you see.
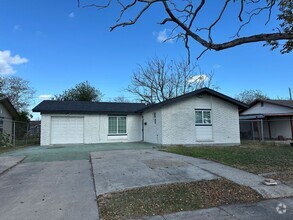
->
[195,109,212,126]
[108,116,127,136]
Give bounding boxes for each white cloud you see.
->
[68,12,75,18]
[156,29,174,43]
[13,25,21,31]
[0,50,28,75]
[188,74,209,83]
[39,94,53,100]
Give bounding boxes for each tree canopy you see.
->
[0,75,35,112]
[80,0,293,58]
[235,89,269,104]
[127,57,217,103]
[54,81,103,101]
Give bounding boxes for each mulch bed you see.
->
[97,178,263,220]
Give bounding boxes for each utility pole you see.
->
[289,87,292,100]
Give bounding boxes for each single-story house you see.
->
[0,97,19,139]
[33,88,247,146]
[240,99,293,140]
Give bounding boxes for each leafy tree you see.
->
[54,81,103,101]
[0,75,35,112]
[235,89,269,104]
[127,57,217,103]
[80,0,293,58]
[18,110,32,122]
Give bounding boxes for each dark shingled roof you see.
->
[250,99,293,109]
[33,100,146,114]
[33,88,247,114]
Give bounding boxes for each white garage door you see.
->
[51,116,84,144]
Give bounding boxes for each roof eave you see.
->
[0,98,19,119]
[141,88,248,112]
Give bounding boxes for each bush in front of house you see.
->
[0,132,12,148]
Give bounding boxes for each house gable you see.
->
[0,97,18,119]
[241,101,293,116]
[141,87,247,113]
[142,93,241,145]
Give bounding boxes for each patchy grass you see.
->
[165,143,293,183]
[98,178,262,220]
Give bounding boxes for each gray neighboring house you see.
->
[0,97,19,139]
[240,99,293,140]
[33,88,247,146]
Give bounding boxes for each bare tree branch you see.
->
[127,57,217,103]
[80,0,293,58]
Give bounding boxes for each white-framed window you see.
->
[108,116,127,135]
[195,109,212,125]
[153,112,156,124]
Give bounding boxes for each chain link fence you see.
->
[0,118,40,148]
[240,118,293,141]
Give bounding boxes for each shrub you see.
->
[0,132,12,148]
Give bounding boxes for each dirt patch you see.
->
[97,178,263,220]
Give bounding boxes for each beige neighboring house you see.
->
[0,97,19,139]
[240,99,293,140]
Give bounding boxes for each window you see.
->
[153,112,156,124]
[195,110,212,125]
[108,116,126,135]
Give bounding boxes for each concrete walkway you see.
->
[164,151,293,199]
[91,150,293,199]
[0,156,26,175]
[141,197,293,220]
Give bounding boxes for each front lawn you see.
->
[165,142,293,184]
[98,178,262,220]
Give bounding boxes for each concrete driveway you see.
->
[91,150,293,199]
[91,150,219,196]
[0,160,99,220]
[1,144,293,220]
[0,143,155,220]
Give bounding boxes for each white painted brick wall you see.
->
[211,96,240,144]
[154,94,240,145]
[40,114,142,145]
[40,114,51,146]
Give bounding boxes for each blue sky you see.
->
[0,0,292,118]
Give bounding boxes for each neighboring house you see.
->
[0,97,19,138]
[33,88,247,146]
[240,99,293,140]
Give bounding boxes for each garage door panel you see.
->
[51,117,84,144]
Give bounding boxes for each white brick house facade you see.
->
[142,94,241,146]
[34,88,246,146]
